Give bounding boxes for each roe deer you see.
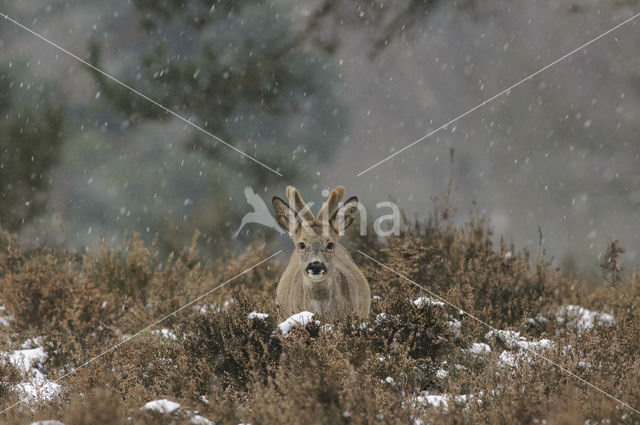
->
[272,185,370,320]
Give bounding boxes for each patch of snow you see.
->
[448,319,461,337]
[516,339,552,351]
[30,421,66,425]
[577,360,592,369]
[413,297,445,308]
[413,392,477,411]
[0,305,11,327]
[21,337,44,349]
[463,342,491,356]
[321,323,335,332]
[421,394,448,409]
[141,399,181,414]
[526,314,549,326]
[496,340,553,368]
[278,312,318,336]
[197,304,216,314]
[248,311,269,321]
[3,345,61,405]
[498,350,518,368]
[486,329,553,368]
[151,328,177,341]
[557,305,614,329]
[384,376,395,384]
[8,347,47,372]
[15,378,62,405]
[191,415,213,425]
[435,368,449,379]
[485,329,524,348]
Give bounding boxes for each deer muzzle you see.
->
[306,261,327,280]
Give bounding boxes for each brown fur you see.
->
[273,186,370,320]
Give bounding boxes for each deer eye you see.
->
[298,242,306,250]
[326,242,334,250]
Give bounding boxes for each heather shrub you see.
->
[0,203,638,424]
[181,291,282,393]
[362,209,566,330]
[0,360,20,401]
[249,330,413,425]
[0,250,81,334]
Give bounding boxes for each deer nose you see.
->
[307,261,326,274]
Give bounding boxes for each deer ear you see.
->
[272,197,297,235]
[330,196,359,234]
[285,186,314,223]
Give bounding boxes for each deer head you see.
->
[272,186,359,282]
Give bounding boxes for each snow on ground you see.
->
[516,339,553,351]
[248,311,269,321]
[8,346,47,372]
[151,328,178,341]
[191,414,214,425]
[413,296,445,308]
[2,342,61,405]
[557,305,614,329]
[30,421,66,425]
[195,298,235,314]
[484,329,553,368]
[14,378,62,406]
[278,311,318,336]
[448,319,461,337]
[484,329,525,348]
[140,399,181,414]
[497,350,519,368]
[0,305,12,327]
[462,342,491,356]
[413,392,479,411]
[435,368,449,379]
[196,304,220,314]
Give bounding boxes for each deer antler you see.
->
[316,185,346,224]
[285,186,315,223]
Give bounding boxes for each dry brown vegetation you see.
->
[1,203,639,424]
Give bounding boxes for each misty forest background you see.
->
[1,0,639,274]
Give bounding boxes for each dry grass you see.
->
[1,202,639,424]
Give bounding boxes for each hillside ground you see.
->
[1,201,639,424]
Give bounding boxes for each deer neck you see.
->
[302,271,336,311]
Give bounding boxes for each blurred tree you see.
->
[86,0,349,253]
[0,64,64,231]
